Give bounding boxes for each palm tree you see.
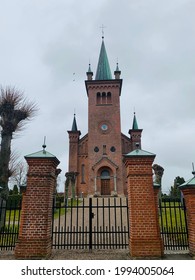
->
[0,86,37,199]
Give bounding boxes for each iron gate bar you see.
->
[159,198,188,250]
[52,197,130,250]
[0,197,22,250]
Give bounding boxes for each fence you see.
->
[0,195,189,252]
[0,197,22,250]
[52,197,129,249]
[159,198,188,251]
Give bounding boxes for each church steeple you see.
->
[86,63,93,80]
[71,114,78,131]
[132,112,139,130]
[95,37,112,80]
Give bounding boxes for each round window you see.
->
[94,147,99,152]
[110,146,116,152]
[101,124,108,131]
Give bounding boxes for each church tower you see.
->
[85,36,123,196]
[67,36,143,197]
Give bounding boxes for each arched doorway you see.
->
[101,169,110,195]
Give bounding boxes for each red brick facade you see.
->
[124,152,163,258]
[179,187,195,256]
[15,154,60,259]
[67,44,142,197]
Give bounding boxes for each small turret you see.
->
[129,112,142,150]
[114,63,121,79]
[86,64,93,80]
[67,113,81,173]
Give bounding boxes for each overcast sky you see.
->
[1,0,195,193]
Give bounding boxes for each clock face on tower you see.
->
[99,121,111,134]
[101,124,108,131]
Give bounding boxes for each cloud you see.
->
[1,0,195,193]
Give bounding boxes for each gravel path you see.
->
[0,249,193,260]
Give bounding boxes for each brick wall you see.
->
[179,187,195,256]
[15,155,60,259]
[125,153,163,258]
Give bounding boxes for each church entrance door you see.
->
[101,179,110,195]
[100,169,111,195]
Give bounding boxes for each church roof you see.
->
[95,38,112,80]
[126,149,156,157]
[132,112,139,130]
[87,63,93,73]
[71,114,78,131]
[179,174,195,189]
[25,149,56,158]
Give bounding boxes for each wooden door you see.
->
[101,179,110,195]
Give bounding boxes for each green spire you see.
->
[132,112,139,130]
[115,63,120,72]
[88,63,92,73]
[71,114,78,131]
[95,38,112,80]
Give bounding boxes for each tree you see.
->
[10,161,28,190]
[169,176,185,199]
[0,86,37,200]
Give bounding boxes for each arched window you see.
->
[102,92,106,104]
[96,92,101,105]
[101,169,110,179]
[107,92,112,104]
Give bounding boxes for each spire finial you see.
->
[100,24,106,39]
[42,136,46,153]
[192,162,195,177]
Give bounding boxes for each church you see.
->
[67,36,143,197]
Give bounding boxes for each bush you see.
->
[6,194,22,209]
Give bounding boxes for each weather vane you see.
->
[42,136,46,153]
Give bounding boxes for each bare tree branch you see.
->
[0,85,38,199]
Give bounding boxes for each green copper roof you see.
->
[132,113,139,130]
[115,63,120,72]
[87,63,93,73]
[95,39,112,80]
[179,175,195,189]
[126,149,156,157]
[25,149,56,158]
[71,114,78,131]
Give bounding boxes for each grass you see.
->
[53,199,82,219]
[159,201,187,230]
[159,201,188,247]
[5,209,21,222]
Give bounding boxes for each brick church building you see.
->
[67,36,142,197]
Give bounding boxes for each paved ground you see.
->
[0,249,194,260]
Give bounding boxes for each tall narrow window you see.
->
[81,164,85,183]
[102,92,106,104]
[107,92,112,104]
[103,145,107,155]
[97,92,101,105]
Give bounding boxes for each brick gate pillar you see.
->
[15,147,60,259]
[179,175,195,257]
[124,149,163,258]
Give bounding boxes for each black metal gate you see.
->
[52,197,129,249]
[0,197,22,250]
[159,198,189,251]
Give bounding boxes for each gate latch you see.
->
[91,212,95,219]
